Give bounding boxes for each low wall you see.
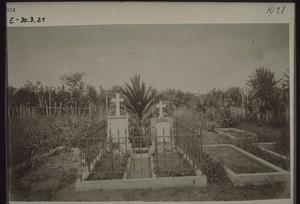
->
[256,142,290,161]
[76,145,207,191]
[215,128,256,141]
[75,175,207,191]
[203,144,290,186]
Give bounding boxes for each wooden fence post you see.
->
[54,102,57,115]
[199,121,203,176]
[59,102,62,116]
[47,105,49,116]
[38,98,42,108]
[20,105,23,118]
[49,92,52,116]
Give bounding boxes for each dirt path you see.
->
[128,156,151,178]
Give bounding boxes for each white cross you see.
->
[111,93,124,116]
[156,101,166,118]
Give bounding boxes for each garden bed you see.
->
[256,142,289,160]
[153,152,196,177]
[76,149,207,191]
[204,145,274,173]
[220,130,248,139]
[215,128,255,141]
[86,155,129,181]
[203,144,290,185]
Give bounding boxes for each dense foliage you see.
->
[8,73,108,110]
[9,67,289,127]
[246,67,288,124]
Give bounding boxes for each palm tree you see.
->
[226,87,243,107]
[280,68,289,105]
[279,68,290,125]
[119,75,157,135]
[246,67,280,123]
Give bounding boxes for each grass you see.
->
[214,121,290,171]
[9,112,291,201]
[8,115,103,200]
[10,133,291,201]
[9,149,80,201]
[204,146,275,174]
[263,145,289,157]
[9,115,99,167]
[50,181,290,201]
[235,121,286,142]
[201,152,228,183]
[239,143,290,171]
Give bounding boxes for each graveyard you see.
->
[8,73,291,201]
[6,21,292,201]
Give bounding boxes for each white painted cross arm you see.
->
[156,100,166,118]
[111,93,124,116]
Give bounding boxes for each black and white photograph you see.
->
[6,2,295,203]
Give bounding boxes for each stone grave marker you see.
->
[107,93,131,154]
[150,101,174,153]
[156,100,166,119]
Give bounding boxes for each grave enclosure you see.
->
[76,96,207,190]
[76,94,290,191]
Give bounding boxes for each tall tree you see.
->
[280,68,289,106]
[279,68,290,125]
[60,72,86,107]
[119,75,157,134]
[226,87,243,107]
[86,84,98,106]
[246,67,280,122]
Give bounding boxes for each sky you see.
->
[7,24,289,93]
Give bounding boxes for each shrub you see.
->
[59,167,77,183]
[202,152,228,183]
[8,115,98,179]
[275,127,290,156]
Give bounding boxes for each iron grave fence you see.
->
[79,117,204,181]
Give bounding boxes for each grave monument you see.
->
[107,93,131,154]
[150,101,174,152]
